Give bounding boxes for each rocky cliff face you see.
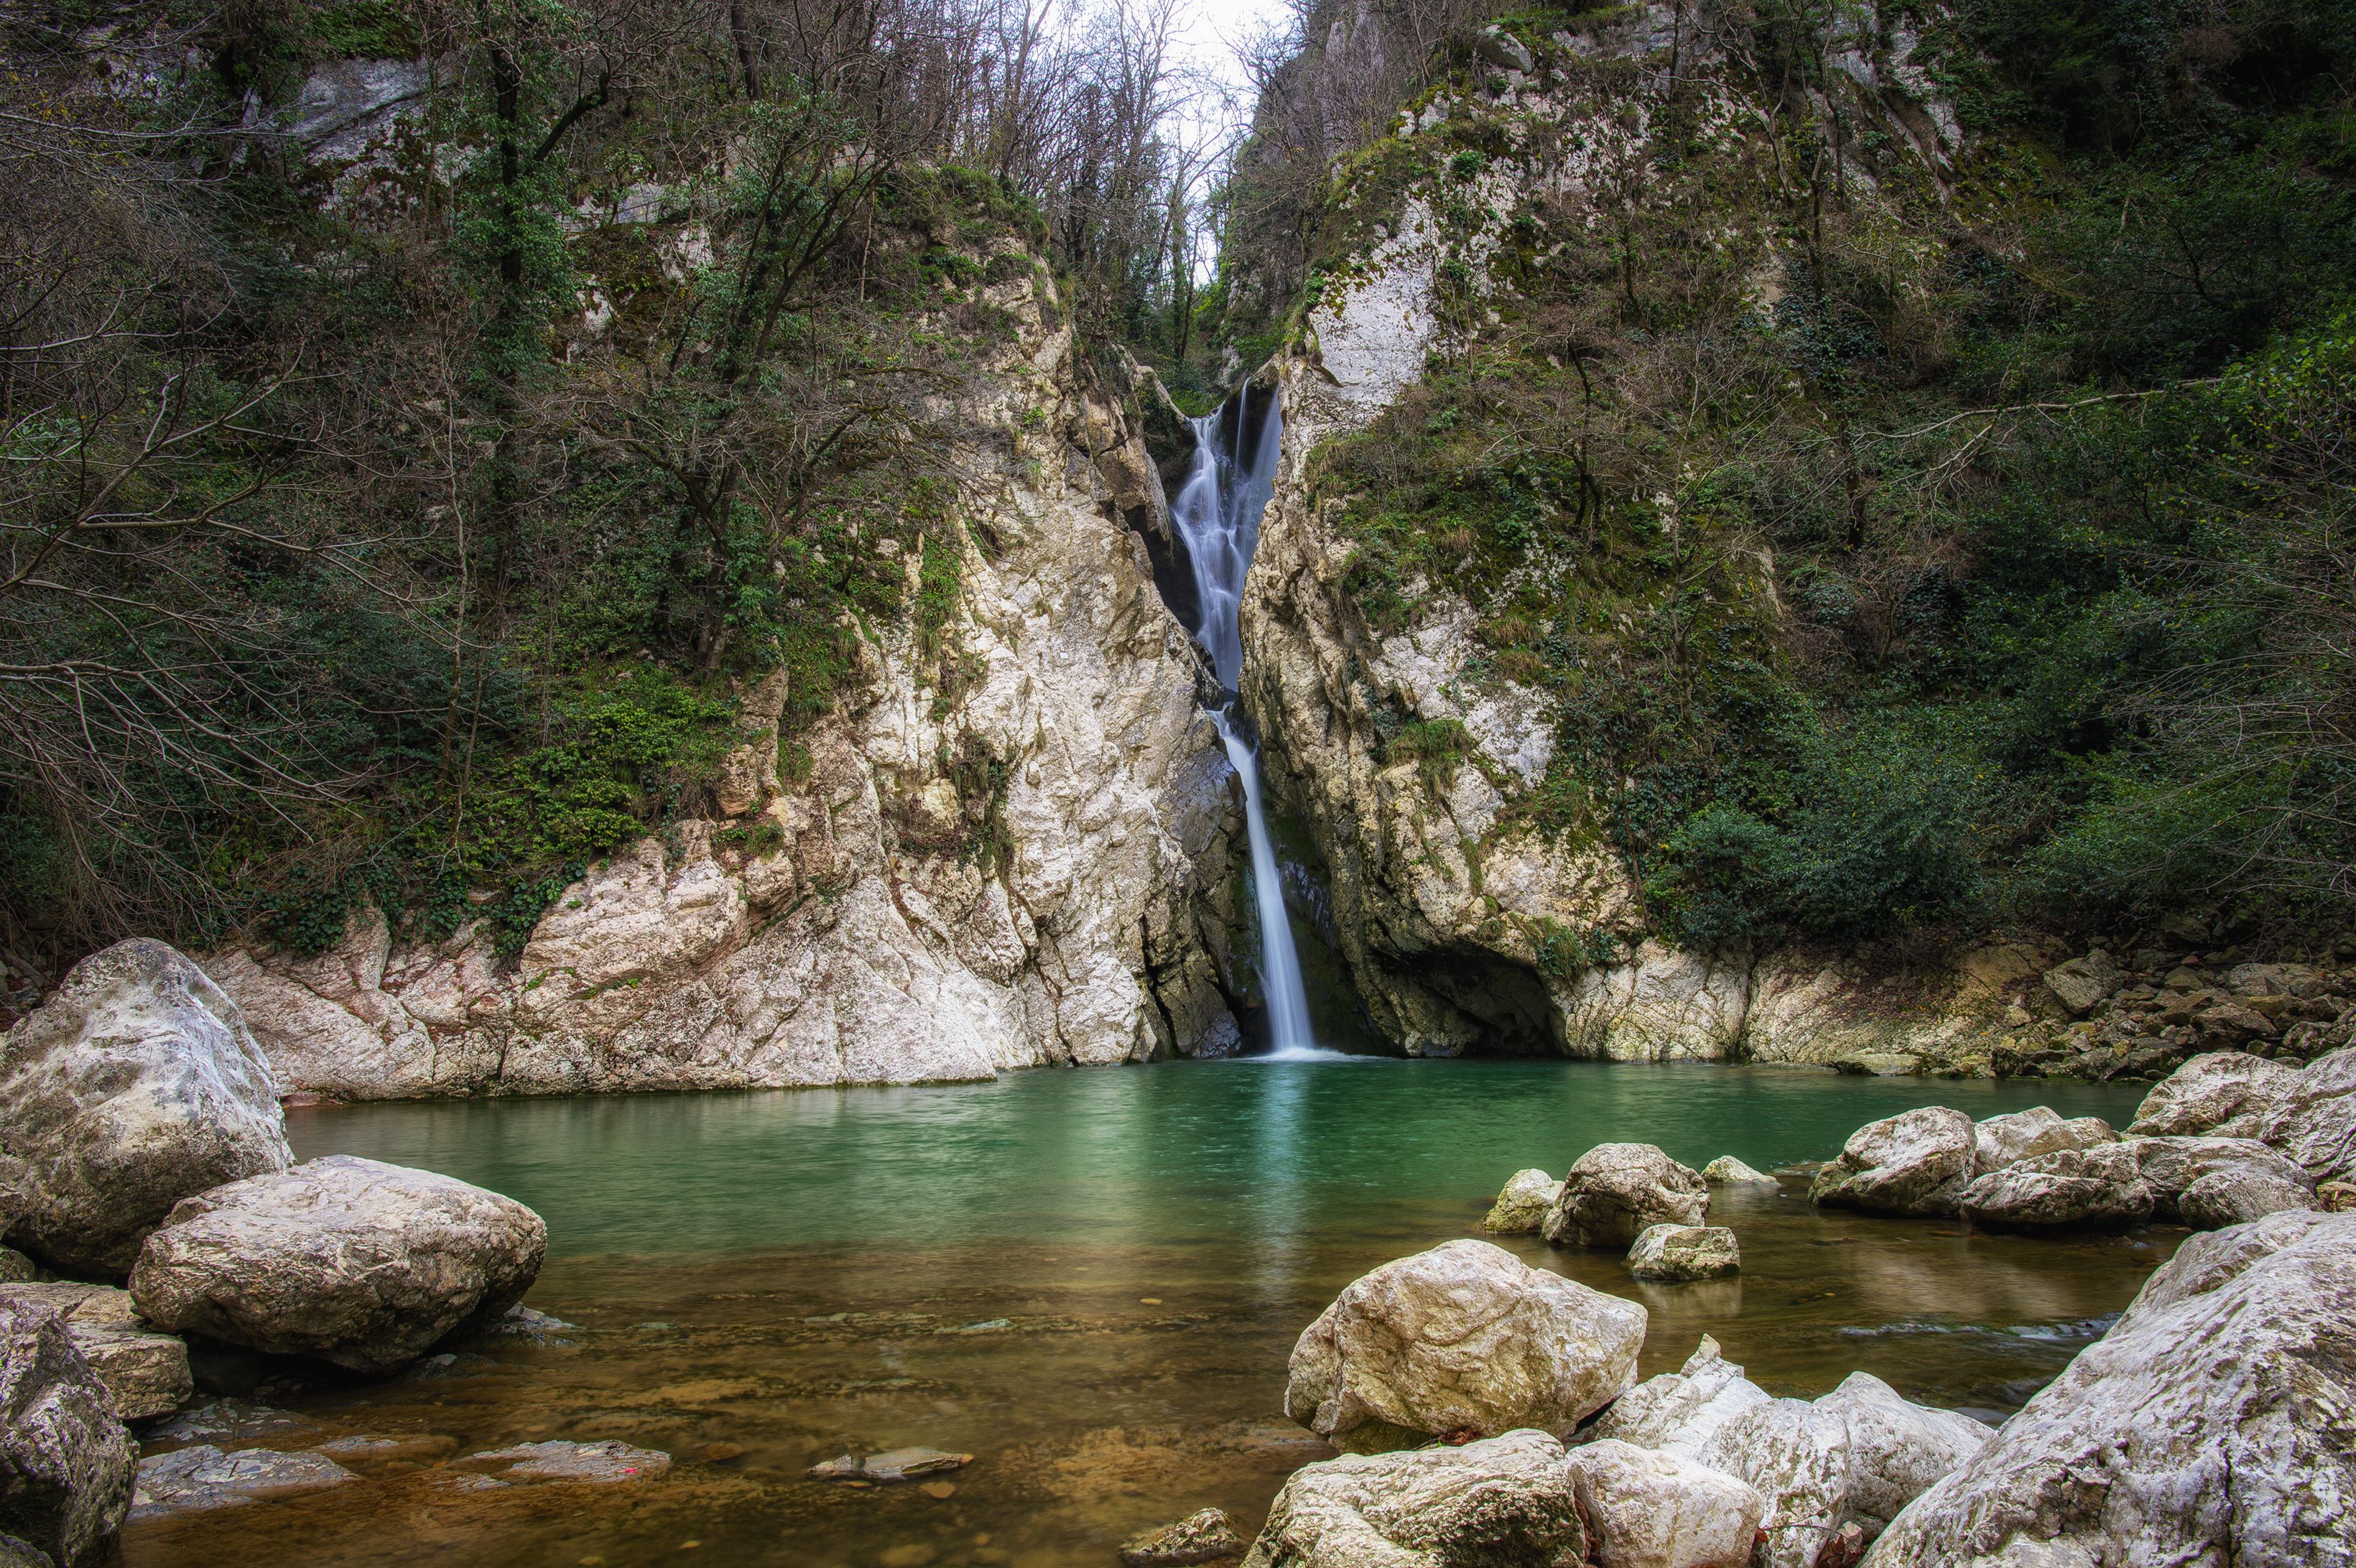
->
[1234,11,2022,1067]
[206,244,1246,1097]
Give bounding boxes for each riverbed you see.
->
[122,1060,2167,1567]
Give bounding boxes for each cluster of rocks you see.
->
[1807,1047,2356,1230]
[1485,1144,1763,1283]
[1151,1206,2356,1568]
[1989,947,2356,1084]
[0,940,551,1564]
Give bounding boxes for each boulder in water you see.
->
[1119,1508,1246,1567]
[0,940,290,1276]
[2129,1050,2296,1138]
[1865,1210,2356,1567]
[129,1155,544,1374]
[2257,1044,2356,1183]
[1970,1107,2115,1173]
[1626,1224,1740,1281]
[1240,1429,1585,1568]
[2130,1135,2315,1221]
[1958,1143,2156,1230]
[128,1445,354,1520]
[0,1299,134,1568]
[2178,1166,2319,1230]
[1810,1108,1976,1217]
[1284,1239,1644,1452]
[462,1440,670,1484]
[1565,1438,1762,1568]
[1482,1169,1560,1233]
[1582,1336,1768,1458]
[1543,1143,1708,1249]
[1700,1155,1778,1186]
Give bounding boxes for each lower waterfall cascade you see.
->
[1166,387,1327,1059]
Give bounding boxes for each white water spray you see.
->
[1167,386,1328,1059]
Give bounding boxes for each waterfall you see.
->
[1168,387,1325,1059]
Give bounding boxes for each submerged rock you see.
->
[1119,1507,1246,1567]
[128,1445,354,1520]
[1284,1238,1644,1452]
[1482,1168,1561,1233]
[1865,1210,2356,1567]
[0,939,290,1276]
[1700,1155,1777,1186]
[1565,1438,1762,1568]
[129,1155,545,1374]
[1625,1224,1740,1281]
[464,1440,671,1484]
[805,1447,970,1483]
[1543,1143,1708,1248]
[1240,1429,1585,1568]
[1811,1108,1975,1217]
[0,1300,133,1568]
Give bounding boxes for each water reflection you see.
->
[134,1062,2177,1568]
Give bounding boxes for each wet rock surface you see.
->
[0,1299,134,1568]
[0,939,290,1276]
[1240,1429,1586,1568]
[129,1444,354,1520]
[1565,1438,1761,1568]
[1865,1210,2356,1567]
[1811,1108,1977,1217]
[1284,1239,1644,1452]
[805,1447,970,1483]
[1481,1168,1559,1233]
[1119,1506,1247,1566]
[129,1155,546,1374]
[1543,1143,1708,1248]
[460,1439,672,1484]
[1625,1224,1740,1281]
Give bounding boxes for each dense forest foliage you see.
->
[1220,0,2356,957]
[5,0,2352,1003]
[0,0,1216,998]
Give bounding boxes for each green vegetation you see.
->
[1246,0,2356,954]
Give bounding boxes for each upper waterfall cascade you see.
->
[1167,388,1328,1059]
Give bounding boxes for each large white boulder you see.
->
[0,940,290,1276]
[1958,1143,2156,1229]
[129,1156,545,1375]
[1814,1371,1990,1534]
[1972,1107,2115,1173]
[1582,1335,1769,1459]
[1810,1108,1976,1217]
[2128,1050,2297,1138]
[1566,1438,1763,1568]
[1284,1240,1645,1452]
[0,1299,134,1568]
[2258,1044,2356,1184]
[1586,1338,1988,1567]
[1864,1210,2356,1566]
[1239,1429,1587,1568]
[1483,1169,1561,1233]
[1542,1143,1708,1248]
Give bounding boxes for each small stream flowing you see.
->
[1167,386,1322,1057]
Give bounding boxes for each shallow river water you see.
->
[123,1060,2168,1568]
